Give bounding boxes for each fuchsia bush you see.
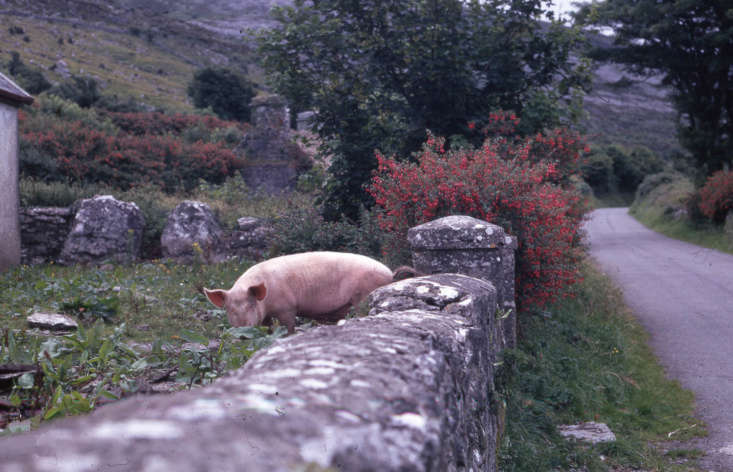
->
[698,170,733,224]
[368,111,590,308]
[19,109,245,192]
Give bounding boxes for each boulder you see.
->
[161,201,223,261]
[59,196,144,265]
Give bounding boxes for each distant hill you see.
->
[0,0,682,158]
[0,0,256,111]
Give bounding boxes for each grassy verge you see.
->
[498,260,705,471]
[630,177,733,256]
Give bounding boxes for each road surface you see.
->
[586,208,733,471]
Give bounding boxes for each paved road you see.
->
[586,208,733,471]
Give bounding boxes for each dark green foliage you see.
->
[582,145,664,195]
[187,67,255,122]
[609,145,665,193]
[51,76,101,108]
[577,0,733,178]
[94,94,148,113]
[581,151,615,194]
[260,0,589,220]
[5,51,51,95]
[18,142,59,183]
[268,206,384,261]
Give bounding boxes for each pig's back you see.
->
[256,252,392,314]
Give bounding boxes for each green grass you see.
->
[630,177,733,255]
[1,258,248,342]
[498,260,705,471]
[0,257,290,429]
[0,17,197,110]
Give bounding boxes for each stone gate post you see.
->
[408,215,518,350]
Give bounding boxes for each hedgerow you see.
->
[18,101,246,192]
[698,170,733,224]
[368,112,589,308]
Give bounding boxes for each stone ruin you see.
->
[0,215,518,472]
[236,95,312,193]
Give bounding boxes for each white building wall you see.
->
[0,102,20,271]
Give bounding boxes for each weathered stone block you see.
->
[59,195,144,265]
[408,215,518,349]
[161,200,223,261]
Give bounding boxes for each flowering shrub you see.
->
[19,107,246,192]
[368,117,589,308]
[21,119,243,192]
[698,170,733,224]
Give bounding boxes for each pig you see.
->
[203,251,417,334]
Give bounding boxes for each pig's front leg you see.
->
[273,311,297,335]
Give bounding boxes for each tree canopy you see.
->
[577,0,733,178]
[259,0,589,220]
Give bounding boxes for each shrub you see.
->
[6,51,51,95]
[104,111,246,137]
[582,144,665,195]
[613,145,665,193]
[20,119,244,192]
[635,170,687,201]
[369,120,588,308]
[187,68,255,122]
[268,206,383,261]
[50,76,101,108]
[698,170,733,224]
[581,150,614,194]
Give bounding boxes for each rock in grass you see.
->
[558,422,616,444]
[161,200,223,261]
[27,312,78,331]
[59,195,144,265]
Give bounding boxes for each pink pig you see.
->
[204,251,416,334]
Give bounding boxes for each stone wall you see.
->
[19,207,75,265]
[0,216,515,472]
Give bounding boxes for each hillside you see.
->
[0,0,682,159]
[0,0,255,111]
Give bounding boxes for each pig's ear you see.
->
[249,283,267,301]
[203,288,227,308]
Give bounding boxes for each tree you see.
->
[187,68,255,122]
[259,0,589,220]
[577,0,733,178]
[6,51,51,95]
[52,76,101,108]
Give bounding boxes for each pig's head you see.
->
[203,283,267,327]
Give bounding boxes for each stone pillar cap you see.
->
[407,215,517,250]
